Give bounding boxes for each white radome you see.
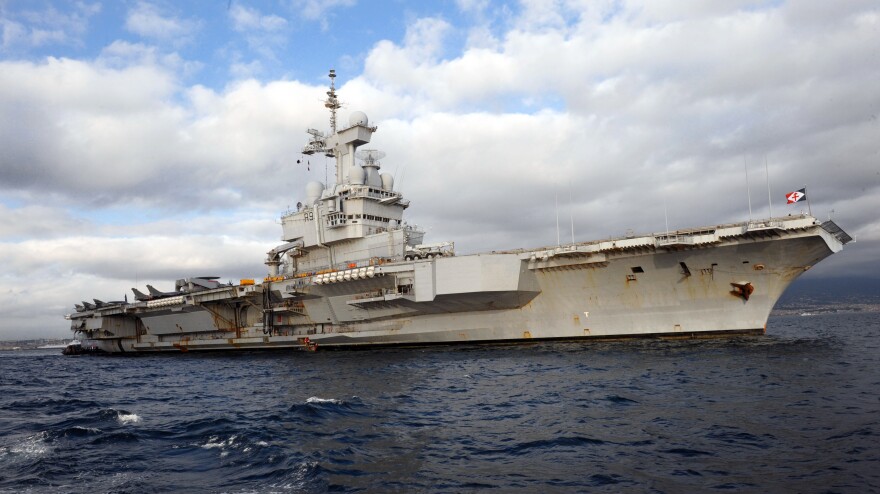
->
[349,111,368,127]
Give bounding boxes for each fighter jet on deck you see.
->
[177,276,223,293]
[131,288,152,301]
[146,285,180,298]
[93,298,127,308]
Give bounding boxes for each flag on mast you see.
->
[785,188,807,204]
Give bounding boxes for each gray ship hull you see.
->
[67,215,851,353]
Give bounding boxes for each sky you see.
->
[1,0,878,340]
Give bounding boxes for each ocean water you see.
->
[1,312,878,493]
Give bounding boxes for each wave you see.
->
[59,425,103,437]
[661,447,715,457]
[604,394,639,405]
[89,431,141,445]
[0,431,49,460]
[1,312,876,492]
[287,396,366,418]
[199,434,238,449]
[225,460,325,491]
[470,435,607,457]
[117,412,141,425]
[5,397,102,413]
[306,396,341,404]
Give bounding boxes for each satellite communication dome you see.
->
[349,165,366,185]
[349,111,369,127]
[305,181,325,205]
[380,172,394,192]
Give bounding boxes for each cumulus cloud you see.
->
[230,4,287,32]
[0,58,328,212]
[0,58,181,195]
[289,0,356,21]
[0,210,278,339]
[227,4,290,65]
[456,0,490,15]
[1,233,267,281]
[0,1,99,50]
[125,2,200,44]
[97,40,203,78]
[0,204,86,241]
[354,0,878,270]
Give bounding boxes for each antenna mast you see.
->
[302,69,345,185]
[325,69,341,133]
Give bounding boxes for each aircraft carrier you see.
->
[66,70,853,353]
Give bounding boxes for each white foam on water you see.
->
[117,413,141,425]
[306,397,340,404]
[201,435,237,450]
[71,426,102,434]
[201,436,225,449]
[1,431,49,460]
[268,461,320,491]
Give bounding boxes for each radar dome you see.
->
[349,111,369,127]
[305,181,325,205]
[380,173,394,192]
[349,165,366,185]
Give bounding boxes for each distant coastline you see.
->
[773,276,880,317]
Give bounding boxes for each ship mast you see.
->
[323,68,343,186]
[302,69,343,184]
[302,69,377,187]
[325,69,341,134]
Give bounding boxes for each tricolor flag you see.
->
[786,188,807,204]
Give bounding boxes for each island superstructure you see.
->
[66,70,853,353]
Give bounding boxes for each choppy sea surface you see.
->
[1,312,878,493]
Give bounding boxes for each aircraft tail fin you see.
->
[132,288,151,301]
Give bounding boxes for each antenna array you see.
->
[325,69,341,133]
